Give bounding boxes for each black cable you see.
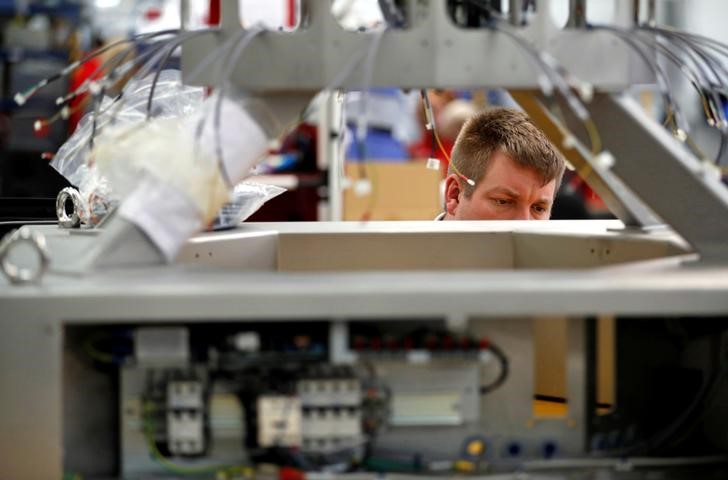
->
[146,29,214,120]
[636,26,728,162]
[377,0,407,28]
[480,342,509,395]
[89,45,138,147]
[604,333,727,456]
[589,25,681,129]
[213,26,266,188]
[13,29,179,105]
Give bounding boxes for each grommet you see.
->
[56,187,84,228]
[0,226,50,284]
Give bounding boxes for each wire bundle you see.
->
[593,23,728,166]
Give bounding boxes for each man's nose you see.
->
[511,205,532,220]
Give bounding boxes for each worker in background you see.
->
[438,107,565,221]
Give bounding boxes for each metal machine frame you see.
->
[2,1,728,479]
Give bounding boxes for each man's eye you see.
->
[493,198,511,206]
[532,205,547,214]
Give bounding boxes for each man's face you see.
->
[444,150,556,220]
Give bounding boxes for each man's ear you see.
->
[444,173,462,217]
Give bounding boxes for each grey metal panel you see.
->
[182,0,652,91]
[512,91,663,229]
[563,93,728,262]
[0,316,62,480]
[4,262,728,320]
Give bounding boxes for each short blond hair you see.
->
[449,107,565,197]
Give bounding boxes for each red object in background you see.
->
[144,7,162,21]
[567,172,608,214]
[286,0,297,28]
[208,0,220,25]
[279,467,304,480]
[33,119,50,138]
[408,133,453,177]
[68,56,102,134]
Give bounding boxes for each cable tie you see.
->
[353,179,372,197]
[14,93,26,106]
[594,151,615,170]
[579,82,594,103]
[562,135,576,150]
[60,106,70,120]
[89,81,102,96]
[62,62,79,75]
[426,157,441,171]
[700,159,722,180]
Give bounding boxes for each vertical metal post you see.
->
[647,0,656,26]
[317,91,344,221]
[0,316,62,479]
[509,0,524,26]
[180,0,189,30]
[632,0,640,25]
[330,320,355,365]
[566,0,587,28]
[567,317,587,453]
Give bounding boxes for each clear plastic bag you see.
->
[73,164,118,226]
[51,71,285,229]
[52,70,204,186]
[210,181,286,231]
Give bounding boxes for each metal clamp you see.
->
[56,187,84,228]
[0,227,51,284]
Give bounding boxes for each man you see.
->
[439,107,565,221]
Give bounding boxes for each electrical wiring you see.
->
[189,27,260,187]
[463,5,605,164]
[631,26,726,128]
[589,23,727,166]
[75,29,224,151]
[55,34,178,113]
[13,29,180,106]
[213,25,266,187]
[357,27,386,221]
[420,89,475,186]
[27,38,165,139]
[81,332,131,365]
[90,30,236,142]
[103,29,211,121]
[638,35,718,125]
[36,34,191,148]
[640,26,728,163]
[596,333,727,457]
[146,29,217,120]
[589,24,725,165]
[479,341,509,395]
[82,338,113,364]
[142,400,252,477]
[88,45,142,148]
